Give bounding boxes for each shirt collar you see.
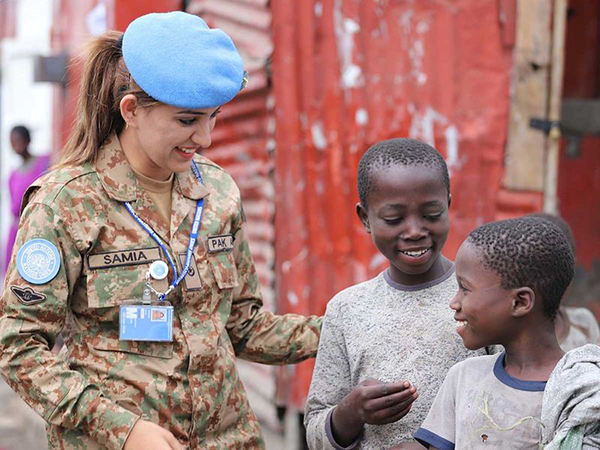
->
[95,132,210,202]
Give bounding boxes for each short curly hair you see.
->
[527,212,576,255]
[467,216,575,319]
[357,138,449,209]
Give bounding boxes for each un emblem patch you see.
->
[16,239,61,285]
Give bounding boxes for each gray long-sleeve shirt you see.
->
[305,266,484,449]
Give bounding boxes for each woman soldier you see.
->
[0,12,321,450]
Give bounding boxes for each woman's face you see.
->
[128,103,220,180]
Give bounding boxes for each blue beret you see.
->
[122,11,244,109]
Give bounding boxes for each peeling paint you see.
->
[444,125,462,172]
[355,108,369,125]
[416,20,430,34]
[281,248,309,275]
[315,180,325,195]
[400,10,430,86]
[288,291,299,306]
[311,122,327,150]
[334,1,363,89]
[315,2,323,18]
[409,107,461,174]
[343,65,362,88]
[344,18,360,34]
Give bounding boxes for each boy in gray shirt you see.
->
[305,139,484,449]
[412,216,575,450]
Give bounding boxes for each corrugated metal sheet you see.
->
[269,0,542,409]
[187,0,279,427]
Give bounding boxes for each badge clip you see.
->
[142,282,152,305]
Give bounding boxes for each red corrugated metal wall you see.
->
[270,0,543,409]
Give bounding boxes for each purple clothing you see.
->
[5,155,50,272]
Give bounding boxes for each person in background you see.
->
[528,212,600,351]
[5,125,50,274]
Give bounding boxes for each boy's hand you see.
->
[331,378,418,446]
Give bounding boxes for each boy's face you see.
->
[357,164,450,285]
[450,242,513,350]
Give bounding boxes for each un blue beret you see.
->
[122,11,244,109]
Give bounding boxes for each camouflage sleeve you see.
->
[225,220,322,365]
[0,201,139,450]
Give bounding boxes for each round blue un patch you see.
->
[16,239,61,285]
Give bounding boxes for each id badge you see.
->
[119,303,174,342]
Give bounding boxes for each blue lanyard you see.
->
[124,161,205,301]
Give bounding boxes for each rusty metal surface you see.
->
[269,0,535,409]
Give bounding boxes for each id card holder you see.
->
[119,302,174,342]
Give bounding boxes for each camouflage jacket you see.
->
[0,134,322,450]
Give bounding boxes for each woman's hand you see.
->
[124,420,187,450]
[331,378,418,446]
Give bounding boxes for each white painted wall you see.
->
[0,0,53,278]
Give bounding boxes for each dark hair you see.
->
[467,216,575,319]
[357,138,450,208]
[10,125,31,143]
[56,31,158,169]
[527,212,576,256]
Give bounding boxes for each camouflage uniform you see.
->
[0,134,322,450]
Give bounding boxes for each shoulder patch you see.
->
[16,239,61,285]
[10,286,47,305]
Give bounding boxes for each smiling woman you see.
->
[0,11,322,450]
[118,103,221,180]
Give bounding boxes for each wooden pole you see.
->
[543,0,568,214]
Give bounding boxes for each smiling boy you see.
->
[304,139,483,449]
[413,216,575,450]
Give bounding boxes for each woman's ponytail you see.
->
[56,31,155,168]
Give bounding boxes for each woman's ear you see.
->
[356,203,371,233]
[512,287,535,318]
[119,94,139,128]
